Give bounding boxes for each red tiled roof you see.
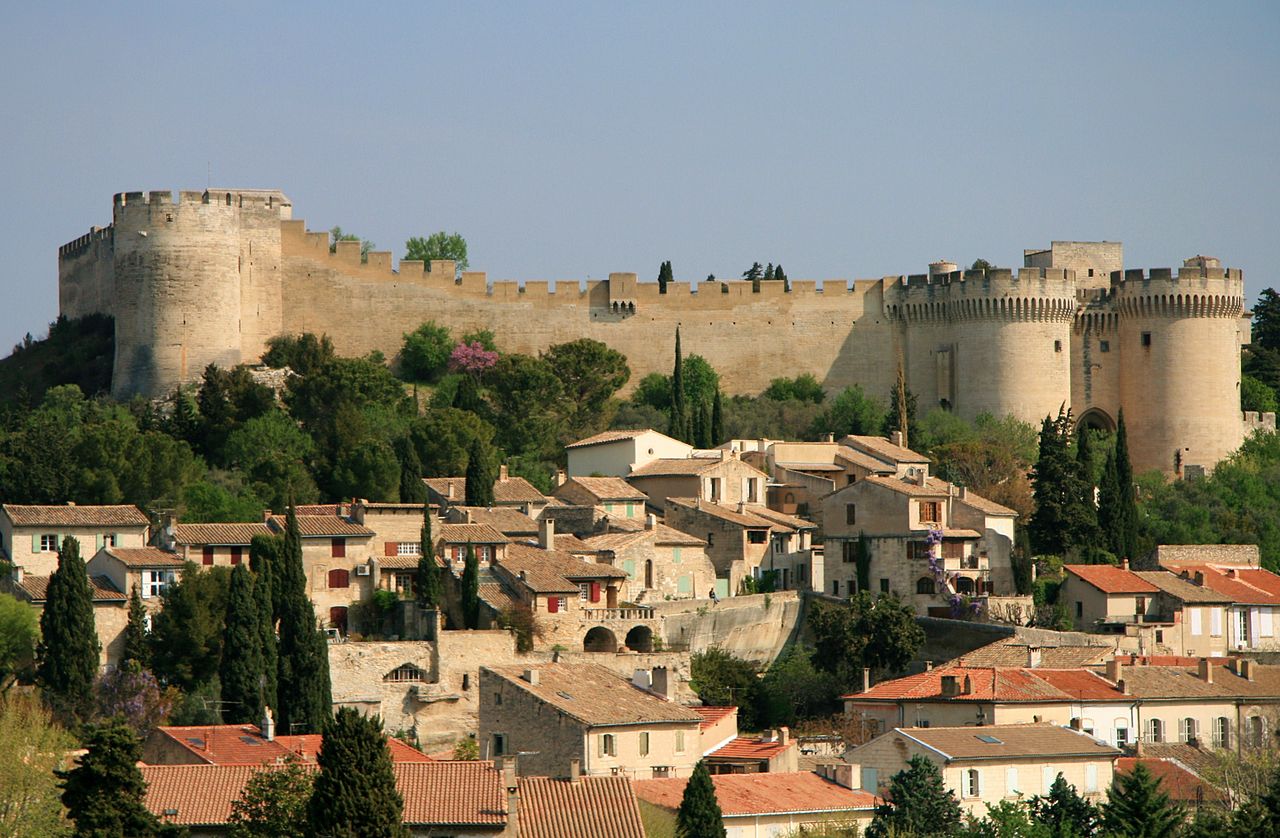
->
[709,736,793,761]
[1170,564,1280,606]
[103,547,185,568]
[437,523,509,545]
[143,764,264,826]
[565,429,654,449]
[1116,758,1227,803]
[172,522,272,546]
[1064,564,1159,594]
[493,476,547,504]
[151,724,432,765]
[693,705,738,729]
[7,573,126,603]
[634,771,878,817]
[844,665,1123,703]
[519,775,646,838]
[2,503,150,527]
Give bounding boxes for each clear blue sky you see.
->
[1,2,1277,352]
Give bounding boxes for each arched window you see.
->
[1147,718,1164,743]
[328,568,350,588]
[1181,717,1197,743]
[955,576,975,594]
[1246,715,1267,748]
[916,577,935,595]
[384,663,426,682]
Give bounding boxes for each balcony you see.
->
[580,606,655,621]
[944,555,989,573]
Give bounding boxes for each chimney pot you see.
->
[1121,558,1129,571]
[1198,658,1214,684]
[1106,658,1123,683]
[261,707,275,741]
[524,669,540,686]
[925,661,933,671]
[499,464,509,481]
[1242,659,1256,681]
[1027,646,1042,668]
[646,513,656,531]
[862,667,872,693]
[650,666,672,701]
[539,517,556,550]
[569,758,581,783]
[890,431,904,447]
[556,469,566,487]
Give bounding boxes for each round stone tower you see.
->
[1114,261,1246,474]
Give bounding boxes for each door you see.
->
[329,606,348,635]
[645,560,654,588]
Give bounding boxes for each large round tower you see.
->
[1114,261,1246,475]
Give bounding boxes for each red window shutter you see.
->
[332,538,346,558]
[202,546,214,566]
[590,582,600,603]
[230,547,242,565]
[547,596,559,614]
[385,541,399,557]
[328,569,350,588]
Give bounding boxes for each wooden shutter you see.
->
[332,538,346,558]
[589,582,600,603]
[547,596,559,614]
[385,541,399,557]
[202,546,214,566]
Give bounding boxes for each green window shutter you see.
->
[32,534,41,552]
[673,547,682,564]
[96,534,104,551]
[677,574,692,594]
[623,559,636,579]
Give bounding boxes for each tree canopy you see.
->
[403,232,468,276]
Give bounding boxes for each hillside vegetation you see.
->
[0,315,113,408]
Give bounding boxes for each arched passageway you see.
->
[584,626,618,653]
[624,625,654,653]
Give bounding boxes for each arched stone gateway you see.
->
[584,626,618,653]
[1076,408,1116,433]
[624,625,654,653]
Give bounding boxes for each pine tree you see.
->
[306,708,408,837]
[275,505,332,734]
[465,437,495,506]
[676,760,726,838]
[36,536,100,723]
[669,327,688,442]
[59,721,164,837]
[221,564,265,724]
[710,390,724,447]
[249,534,280,714]
[865,754,963,838]
[461,545,481,629]
[121,584,151,672]
[415,503,442,610]
[1029,773,1100,837]
[1102,762,1183,838]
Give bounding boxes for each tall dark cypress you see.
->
[120,584,150,671]
[1074,425,1102,554]
[251,533,285,623]
[37,536,100,723]
[465,438,495,506]
[658,260,672,295]
[1111,410,1140,563]
[710,390,724,447]
[397,436,427,503]
[461,545,481,629]
[275,505,332,734]
[415,503,441,609]
[306,708,407,838]
[669,327,688,442]
[676,760,726,838]
[249,537,279,714]
[220,564,264,724]
[694,400,712,448]
[59,722,163,837]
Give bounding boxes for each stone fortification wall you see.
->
[655,591,805,664]
[59,226,116,320]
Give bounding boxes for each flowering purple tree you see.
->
[448,341,498,376]
[922,528,983,619]
[94,665,177,738]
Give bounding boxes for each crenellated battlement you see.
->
[1111,267,1244,319]
[885,267,1078,323]
[58,225,114,259]
[113,189,291,211]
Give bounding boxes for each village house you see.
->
[1147,545,1280,652]
[3,564,128,668]
[551,476,649,520]
[164,521,272,567]
[0,503,151,576]
[845,724,1119,816]
[264,513,376,635]
[142,713,432,765]
[446,506,541,540]
[664,498,816,595]
[425,465,549,517]
[704,727,799,774]
[582,517,712,602]
[564,429,693,478]
[437,522,509,569]
[626,452,769,513]
[479,663,704,779]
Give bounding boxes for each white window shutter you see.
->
[1190,607,1202,635]
[1262,609,1274,637]
[1006,767,1018,795]
[96,534,104,550]
[1086,764,1098,792]
[1211,608,1223,636]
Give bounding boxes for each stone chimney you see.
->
[1121,558,1129,571]
[824,433,835,443]
[862,667,872,694]
[261,707,275,741]
[499,464,509,482]
[555,469,567,487]
[1241,659,1257,681]
[1198,658,1214,684]
[1027,646,1042,668]
[890,431,905,448]
[779,726,790,746]
[651,666,672,701]
[646,513,656,531]
[523,669,540,686]
[1105,658,1124,683]
[503,757,519,837]
[447,482,455,500]
[958,486,968,500]
[1194,571,1205,586]
[1117,678,1130,696]
[568,758,581,784]
[539,517,555,550]
[737,501,747,513]
[925,661,934,671]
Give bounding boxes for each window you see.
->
[493,733,507,756]
[1147,718,1164,743]
[747,530,767,545]
[919,501,941,523]
[1210,607,1223,637]
[1054,340,1063,353]
[1246,715,1266,747]
[478,545,491,563]
[965,769,981,798]
[917,577,935,595]
[331,538,346,558]
[1190,607,1203,635]
[1115,721,1129,747]
[846,504,857,526]
[104,533,118,547]
[384,663,426,682]
[832,581,840,595]
[393,572,413,594]
[843,542,858,564]
[879,578,890,593]
[599,734,616,757]
[579,583,591,601]
[328,569,350,589]
[202,546,214,566]
[397,541,420,556]
[1155,629,1164,644]
[141,569,175,599]
[639,732,650,756]
[675,730,685,753]
[1141,332,1152,347]
[547,595,567,613]
[1043,767,1057,794]
[1076,601,1083,619]
[626,502,635,517]
[40,534,58,552]
[941,541,963,560]
[709,478,722,502]
[1099,340,1110,353]
[1085,764,1099,793]
[908,541,931,560]
[1181,717,1197,743]
[1005,767,1019,797]
[230,546,243,566]
[747,480,759,503]
[861,767,879,792]
[1213,717,1230,748]
[494,692,502,706]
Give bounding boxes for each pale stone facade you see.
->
[0,505,151,578]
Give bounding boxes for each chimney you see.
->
[555,469,566,487]
[737,501,746,513]
[632,670,652,690]
[958,486,968,500]
[568,758,581,784]
[1198,658,1214,684]
[1226,568,1238,579]
[719,449,728,461]
[1117,678,1130,696]
[890,431,904,448]
[539,517,555,550]
[1194,571,1205,586]
[1027,646,1042,668]
[651,666,672,701]
[261,707,275,741]
[925,661,934,671]
[646,513,656,531]
[503,757,519,837]
[1105,658,1123,683]
[1241,659,1257,681]
[1121,558,1129,571]
[11,565,22,585]
[1069,717,1082,731]
[862,667,872,694]
[824,433,835,443]
[499,464,509,481]
[523,669,540,686]
[447,482,455,500]
[779,726,790,746]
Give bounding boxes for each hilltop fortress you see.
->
[58,189,1271,476]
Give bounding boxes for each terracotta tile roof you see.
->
[896,724,1120,761]
[150,724,432,766]
[957,640,1112,668]
[833,445,899,473]
[554,533,599,554]
[1131,571,1232,603]
[844,665,1122,703]
[708,736,794,761]
[293,503,342,516]
[634,771,879,817]
[628,457,721,477]
[841,435,931,464]
[1168,564,1280,606]
[1152,544,1261,567]
[478,580,521,612]
[423,477,466,501]
[2,503,150,528]
[862,474,951,498]
[503,542,628,583]
[274,733,432,764]
[143,763,262,827]
[267,515,374,538]
[454,507,540,536]
[1136,743,1219,777]
[378,555,421,569]
[555,476,648,503]
[437,523,509,545]
[519,775,646,838]
[666,497,777,530]
[494,550,583,595]
[565,429,653,449]
[493,476,547,504]
[1029,669,1127,700]
[483,663,703,727]
[1065,564,1159,594]
[583,524,706,552]
[743,505,816,530]
[172,522,273,546]
[1116,758,1227,803]
[103,547,186,568]
[1113,662,1280,700]
[693,705,738,729]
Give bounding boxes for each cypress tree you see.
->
[120,584,150,672]
[415,503,441,610]
[276,505,332,734]
[464,438,495,506]
[658,260,671,295]
[461,545,481,629]
[37,536,100,723]
[710,390,724,447]
[676,760,726,838]
[1028,774,1100,838]
[306,708,408,838]
[397,436,427,504]
[669,327,688,442]
[250,533,281,713]
[1102,762,1183,838]
[866,754,963,838]
[220,564,264,724]
[1030,408,1096,556]
[694,400,712,448]
[251,533,285,623]
[1250,762,1280,833]
[1074,425,1102,555]
[1106,410,1140,563]
[59,721,163,837]
[775,263,790,292]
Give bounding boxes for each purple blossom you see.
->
[448,341,498,375]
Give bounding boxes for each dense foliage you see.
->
[866,754,963,838]
[36,537,100,724]
[59,721,167,837]
[0,314,113,408]
[228,761,315,838]
[306,707,407,837]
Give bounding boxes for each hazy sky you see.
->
[1,2,1277,351]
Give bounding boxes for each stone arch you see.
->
[624,625,654,653]
[1076,408,1116,433]
[955,576,975,594]
[584,626,618,653]
[916,576,936,595]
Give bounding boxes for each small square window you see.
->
[1099,340,1110,353]
[879,578,890,593]
[1142,332,1152,347]
[1054,340,1063,353]
[40,534,58,552]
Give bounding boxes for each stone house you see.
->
[479,662,703,779]
[3,565,128,669]
[552,476,649,521]
[264,514,376,634]
[446,506,540,540]
[664,498,818,596]
[1148,546,1280,652]
[704,727,799,774]
[565,429,693,478]
[351,500,433,561]
[425,465,548,517]
[436,523,509,569]
[737,438,898,528]
[165,522,272,567]
[845,725,1119,816]
[582,519,712,603]
[0,503,151,577]
[626,453,769,512]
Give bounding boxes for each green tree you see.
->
[1101,762,1182,838]
[1252,288,1280,352]
[757,645,840,727]
[743,262,764,293]
[461,545,481,630]
[972,258,996,270]
[275,506,332,734]
[228,761,315,838]
[409,408,497,477]
[120,584,150,672]
[1028,773,1100,837]
[220,564,264,725]
[965,799,1050,838]
[710,390,724,447]
[763,374,826,404]
[331,436,401,501]
[775,263,790,292]
[1029,408,1094,556]
[694,399,712,448]
[658,260,672,295]
[36,536,99,723]
[404,231,468,277]
[883,369,918,445]
[866,754,962,838]
[179,476,267,524]
[396,436,427,504]
[59,721,164,837]
[224,410,319,511]
[807,593,924,689]
[465,437,496,506]
[543,338,631,443]
[681,356,721,412]
[0,593,38,693]
[0,692,74,837]
[669,327,688,442]
[1097,411,1140,564]
[261,333,335,374]
[415,505,441,610]
[329,226,374,263]
[149,563,231,695]
[689,648,760,729]
[398,320,454,382]
[676,760,726,838]
[1242,374,1279,413]
[487,353,565,461]
[306,708,407,838]
[813,385,888,438]
[249,535,279,713]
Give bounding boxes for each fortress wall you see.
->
[1071,305,1122,423]
[58,226,116,320]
